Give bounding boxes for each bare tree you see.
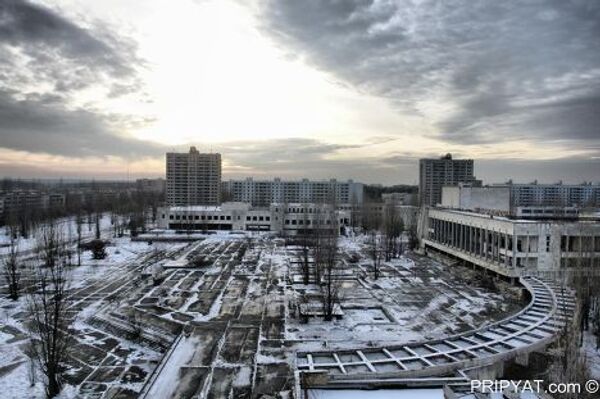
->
[27,225,71,398]
[547,283,592,399]
[2,234,20,300]
[383,204,404,261]
[39,223,64,269]
[320,201,341,321]
[75,212,83,266]
[298,204,311,285]
[312,204,326,284]
[94,212,101,240]
[363,202,383,279]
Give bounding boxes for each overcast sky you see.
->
[0,0,599,184]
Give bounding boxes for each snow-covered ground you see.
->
[0,214,117,255]
[0,230,529,398]
[583,330,600,379]
[308,388,444,399]
[286,236,518,349]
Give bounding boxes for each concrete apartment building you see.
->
[166,147,221,206]
[222,177,364,207]
[493,181,600,208]
[419,154,477,206]
[0,190,66,220]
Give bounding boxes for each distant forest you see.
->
[364,184,418,202]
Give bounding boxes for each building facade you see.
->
[419,154,477,206]
[166,147,221,206]
[222,178,364,207]
[494,182,600,208]
[419,208,600,276]
[441,184,511,214]
[158,202,351,235]
[0,190,66,221]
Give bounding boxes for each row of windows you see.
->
[163,213,273,222]
[285,219,332,225]
[246,215,270,221]
[167,214,232,221]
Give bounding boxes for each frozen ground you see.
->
[0,214,117,256]
[307,388,444,399]
[583,330,600,379]
[1,231,523,398]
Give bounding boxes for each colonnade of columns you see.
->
[428,218,515,268]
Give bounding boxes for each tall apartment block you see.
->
[166,147,221,206]
[222,178,364,207]
[419,153,476,206]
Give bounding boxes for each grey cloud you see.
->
[212,139,599,184]
[260,0,600,147]
[0,0,153,160]
[0,89,162,158]
[0,0,137,79]
[0,0,143,104]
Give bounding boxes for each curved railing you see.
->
[296,276,574,382]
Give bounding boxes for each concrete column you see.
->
[494,231,499,263]
[486,229,491,261]
[482,229,487,260]
[512,233,517,268]
[441,220,445,244]
[504,233,509,267]
[477,227,483,258]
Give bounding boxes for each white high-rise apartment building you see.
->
[166,147,221,206]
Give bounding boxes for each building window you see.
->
[227,215,231,220]
[266,216,270,221]
[169,215,174,220]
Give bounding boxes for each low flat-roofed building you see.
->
[419,207,600,276]
[158,202,350,235]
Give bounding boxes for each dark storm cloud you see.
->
[260,0,600,146]
[0,0,150,159]
[0,89,162,158]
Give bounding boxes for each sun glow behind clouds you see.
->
[131,0,375,146]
